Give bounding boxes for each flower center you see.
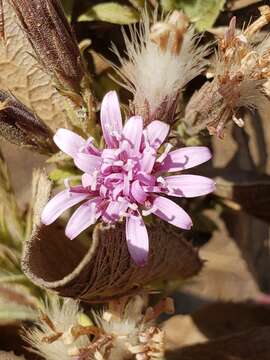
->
[68,140,176,218]
[76,146,160,211]
[99,149,141,202]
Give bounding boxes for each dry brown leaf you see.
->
[182,210,260,302]
[0,352,24,360]
[164,302,270,352]
[212,116,270,293]
[1,142,46,206]
[166,327,270,360]
[229,0,261,11]
[215,173,270,223]
[0,0,71,132]
[191,302,270,339]
[163,314,207,350]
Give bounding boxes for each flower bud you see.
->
[0,91,56,154]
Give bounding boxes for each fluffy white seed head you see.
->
[112,10,209,124]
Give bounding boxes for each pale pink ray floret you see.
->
[41,91,215,266]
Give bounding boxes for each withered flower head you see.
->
[24,297,92,360]
[185,6,270,138]
[91,295,173,359]
[0,91,56,154]
[112,10,209,125]
[24,296,172,360]
[9,0,85,94]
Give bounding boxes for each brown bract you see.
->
[22,221,202,302]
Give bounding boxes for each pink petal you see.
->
[82,173,92,187]
[84,137,101,156]
[145,120,169,149]
[101,148,119,160]
[104,173,123,187]
[69,185,92,194]
[74,153,101,173]
[102,201,128,223]
[136,172,156,186]
[54,129,85,158]
[100,185,108,198]
[126,215,149,266]
[100,91,122,148]
[158,146,212,173]
[139,148,156,173]
[101,163,113,176]
[41,190,89,225]
[122,116,143,155]
[65,198,102,240]
[123,175,131,196]
[112,183,124,200]
[131,180,147,204]
[163,175,215,197]
[143,185,161,193]
[152,196,192,230]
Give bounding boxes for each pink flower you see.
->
[42,91,214,266]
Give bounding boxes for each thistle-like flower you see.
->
[41,91,214,266]
[185,6,270,137]
[112,10,209,125]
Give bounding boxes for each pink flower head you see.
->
[42,91,215,266]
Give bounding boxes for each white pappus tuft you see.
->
[112,10,210,125]
[24,297,91,360]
